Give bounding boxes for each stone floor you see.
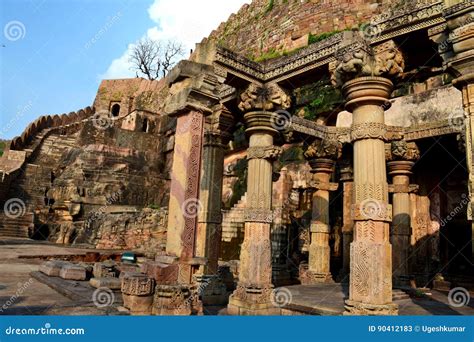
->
[0,238,119,315]
[1,238,474,316]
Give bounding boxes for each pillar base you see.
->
[299,264,334,284]
[344,300,398,316]
[194,275,229,306]
[227,284,281,315]
[152,284,202,316]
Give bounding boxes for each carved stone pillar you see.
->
[444,1,474,260]
[343,77,397,315]
[339,159,354,282]
[300,140,340,284]
[387,141,420,287]
[154,61,220,315]
[331,34,404,315]
[194,106,234,305]
[227,83,291,315]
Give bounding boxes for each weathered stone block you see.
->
[122,294,153,316]
[90,277,122,290]
[39,260,69,277]
[141,261,179,284]
[59,264,87,281]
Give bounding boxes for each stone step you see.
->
[392,289,410,301]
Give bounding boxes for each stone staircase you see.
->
[0,210,34,238]
[221,193,247,243]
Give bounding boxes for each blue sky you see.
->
[1,0,249,139]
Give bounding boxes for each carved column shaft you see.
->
[344,77,397,315]
[340,163,354,281]
[166,110,204,283]
[304,159,336,283]
[195,131,226,275]
[388,160,415,286]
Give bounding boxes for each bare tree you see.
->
[129,38,185,80]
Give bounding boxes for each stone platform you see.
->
[278,284,474,316]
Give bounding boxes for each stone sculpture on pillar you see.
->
[330,34,405,315]
[300,139,341,284]
[227,82,291,315]
[387,141,420,287]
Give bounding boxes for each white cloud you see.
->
[101,0,250,80]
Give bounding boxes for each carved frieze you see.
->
[244,209,274,223]
[304,139,342,160]
[121,275,155,296]
[351,123,387,142]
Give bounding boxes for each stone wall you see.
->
[208,0,396,59]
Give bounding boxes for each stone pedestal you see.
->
[227,111,282,315]
[121,274,155,315]
[388,160,416,287]
[342,77,398,316]
[302,158,337,284]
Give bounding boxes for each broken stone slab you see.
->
[59,264,87,281]
[90,277,122,290]
[39,260,70,277]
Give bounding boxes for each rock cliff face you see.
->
[208,0,396,59]
[0,78,173,253]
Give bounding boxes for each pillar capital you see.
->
[304,139,342,163]
[238,82,291,113]
[342,77,393,112]
[330,34,404,90]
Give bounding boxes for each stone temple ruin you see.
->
[1,0,474,315]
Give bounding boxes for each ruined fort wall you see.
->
[208,0,396,59]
